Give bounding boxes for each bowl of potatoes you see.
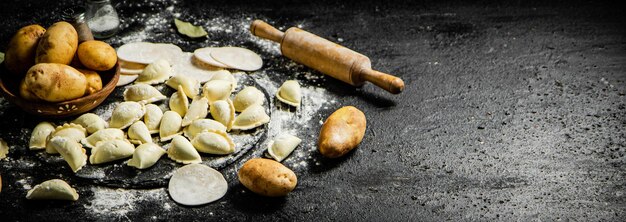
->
[0,22,120,118]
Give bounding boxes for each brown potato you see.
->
[35,21,78,65]
[19,79,41,101]
[3,24,46,77]
[77,40,117,71]
[77,68,102,95]
[238,158,297,197]
[22,63,87,102]
[318,106,367,158]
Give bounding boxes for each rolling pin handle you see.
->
[360,69,405,94]
[250,20,285,43]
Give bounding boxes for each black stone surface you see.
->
[1,0,625,221]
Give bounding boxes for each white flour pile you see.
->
[84,187,169,218]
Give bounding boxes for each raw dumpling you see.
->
[81,128,125,149]
[135,59,173,85]
[160,111,183,142]
[183,119,227,140]
[231,104,270,130]
[191,130,235,155]
[72,113,107,134]
[209,99,235,131]
[144,104,163,134]
[45,123,87,154]
[29,121,56,150]
[276,80,301,107]
[182,97,209,127]
[202,80,233,103]
[48,136,87,173]
[89,139,135,164]
[128,121,152,145]
[168,164,227,206]
[109,101,146,129]
[123,83,167,104]
[26,179,79,201]
[127,143,166,169]
[210,70,236,92]
[167,135,202,164]
[166,74,200,99]
[267,134,302,162]
[169,85,189,116]
[233,86,264,112]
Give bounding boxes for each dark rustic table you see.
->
[1,0,625,221]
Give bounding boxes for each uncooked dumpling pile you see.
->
[27,41,305,204]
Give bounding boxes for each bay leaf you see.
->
[174,19,208,38]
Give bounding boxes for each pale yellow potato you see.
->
[77,68,102,95]
[22,63,87,102]
[238,158,297,197]
[318,106,367,158]
[3,24,46,77]
[35,21,78,65]
[19,79,41,101]
[77,40,117,71]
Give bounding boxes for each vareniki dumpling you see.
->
[276,80,301,107]
[209,99,235,131]
[231,104,270,130]
[191,130,235,155]
[89,139,135,164]
[45,123,87,154]
[167,135,202,164]
[123,83,167,104]
[26,179,79,201]
[160,111,183,142]
[48,136,87,173]
[81,128,125,149]
[202,80,233,103]
[135,59,173,85]
[233,86,264,112]
[29,121,56,150]
[144,104,163,134]
[109,101,146,129]
[209,70,236,92]
[169,85,189,116]
[127,143,166,169]
[182,97,209,127]
[183,119,227,140]
[72,113,107,134]
[267,134,302,162]
[128,121,153,145]
[166,74,200,99]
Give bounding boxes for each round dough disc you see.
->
[117,42,183,64]
[117,74,138,86]
[120,67,143,75]
[210,47,263,71]
[193,47,231,68]
[119,60,147,70]
[168,164,228,206]
[173,52,230,83]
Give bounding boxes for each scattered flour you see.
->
[85,187,168,218]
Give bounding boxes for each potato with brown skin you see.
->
[35,21,78,65]
[318,106,367,158]
[19,79,40,101]
[238,158,297,197]
[3,24,46,76]
[77,68,102,95]
[77,40,117,71]
[22,63,87,102]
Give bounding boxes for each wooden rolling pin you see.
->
[250,20,405,94]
